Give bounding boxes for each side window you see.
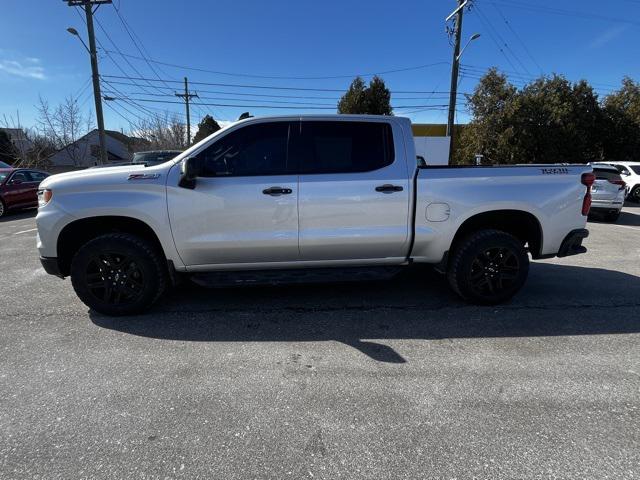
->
[10,171,28,183]
[197,122,291,177]
[299,121,394,174]
[27,171,47,183]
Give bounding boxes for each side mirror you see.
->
[11,179,23,185]
[179,157,202,189]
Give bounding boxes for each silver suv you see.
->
[588,163,626,222]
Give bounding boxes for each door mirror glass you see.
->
[11,179,22,185]
[179,157,202,189]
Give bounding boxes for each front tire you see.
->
[629,186,640,204]
[70,233,167,316]
[447,229,529,305]
[0,198,6,218]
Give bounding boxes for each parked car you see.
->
[132,150,183,167]
[36,115,593,315]
[588,163,626,222]
[605,162,640,203]
[0,168,50,218]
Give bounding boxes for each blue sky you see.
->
[1,0,639,133]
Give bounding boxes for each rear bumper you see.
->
[590,205,623,215]
[557,229,589,258]
[39,256,64,279]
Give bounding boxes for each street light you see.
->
[457,33,481,61]
[66,27,90,54]
[66,20,108,166]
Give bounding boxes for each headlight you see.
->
[37,189,53,208]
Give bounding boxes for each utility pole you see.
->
[64,0,111,166]
[175,77,198,147]
[446,0,467,164]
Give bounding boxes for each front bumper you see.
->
[557,229,589,258]
[39,256,64,279]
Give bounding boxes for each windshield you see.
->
[0,161,11,169]
[132,151,182,166]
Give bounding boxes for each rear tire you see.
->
[0,198,6,218]
[447,229,529,305]
[70,233,167,316]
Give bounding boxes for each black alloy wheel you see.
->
[70,233,167,316]
[468,246,521,297]
[447,229,529,305]
[84,252,145,305]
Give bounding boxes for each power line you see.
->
[474,4,531,76]
[491,3,543,74]
[104,96,451,110]
[100,75,472,95]
[93,14,169,96]
[490,0,640,27]
[99,49,451,80]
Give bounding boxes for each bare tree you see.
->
[131,112,186,151]
[36,95,94,166]
[1,112,54,169]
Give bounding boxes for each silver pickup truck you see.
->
[36,115,594,315]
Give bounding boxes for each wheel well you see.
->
[452,210,543,259]
[57,216,165,276]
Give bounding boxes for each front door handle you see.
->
[375,184,404,193]
[262,186,293,196]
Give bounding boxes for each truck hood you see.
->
[40,163,170,191]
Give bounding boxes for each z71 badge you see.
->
[128,173,161,180]
[540,167,569,175]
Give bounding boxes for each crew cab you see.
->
[35,115,593,315]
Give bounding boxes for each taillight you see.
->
[608,179,626,190]
[581,173,595,216]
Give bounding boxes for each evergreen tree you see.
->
[192,115,221,144]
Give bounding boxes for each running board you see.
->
[190,266,404,288]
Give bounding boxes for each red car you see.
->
[0,168,50,218]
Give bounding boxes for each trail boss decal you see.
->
[540,167,570,175]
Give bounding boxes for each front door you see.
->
[296,120,411,261]
[167,120,299,267]
[5,171,32,208]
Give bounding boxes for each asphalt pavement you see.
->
[1,205,639,479]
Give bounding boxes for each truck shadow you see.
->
[90,263,640,364]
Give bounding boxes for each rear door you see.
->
[167,120,299,267]
[296,120,411,261]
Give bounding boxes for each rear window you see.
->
[0,172,8,183]
[298,121,394,174]
[593,168,622,182]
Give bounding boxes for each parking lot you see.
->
[1,206,639,479]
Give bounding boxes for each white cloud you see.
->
[0,57,46,80]
[589,25,629,49]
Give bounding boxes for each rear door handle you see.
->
[262,186,293,196]
[375,184,404,193]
